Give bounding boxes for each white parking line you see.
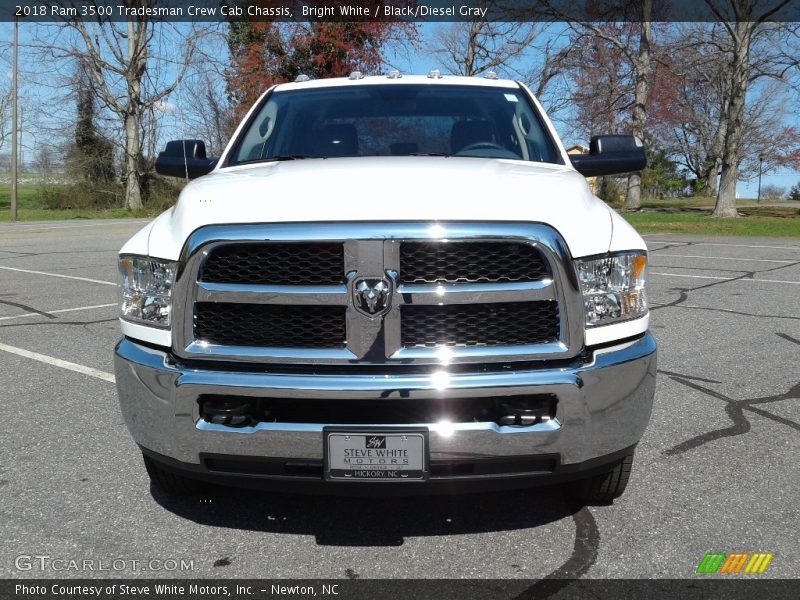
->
[0,303,117,322]
[0,265,116,286]
[651,254,795,264]
[0,220,150,233]
[0,342,115,383]
[651,271,800,285]
[647,241,800,250]
[650,301,798,319]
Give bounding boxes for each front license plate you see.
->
[324,428,429,481]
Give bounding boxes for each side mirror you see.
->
[569,135,646,177]
[155,140,217,179]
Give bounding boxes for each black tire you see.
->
[567,452,634,505]
[142,453,206,496]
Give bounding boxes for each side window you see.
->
[515,101,558,164]
[234,100,279,163]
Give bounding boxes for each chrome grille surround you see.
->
[172,223,584,366]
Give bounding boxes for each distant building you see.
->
[565,144,588,155]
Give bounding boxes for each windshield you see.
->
[227,84,561,165]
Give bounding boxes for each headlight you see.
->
[576,252,647,327]
[118,255,178,327]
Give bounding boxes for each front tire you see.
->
[142,453,206,496]
[567,452,634,505]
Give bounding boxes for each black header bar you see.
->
[4,579,800,600]
[2,0,800,23]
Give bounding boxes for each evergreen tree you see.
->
[788,182,800,202]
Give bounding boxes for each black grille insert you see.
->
[199,394,557,427]
[401,301,559,348]
[399,241,550,284]
[201,455,558,478]
[194,303,346,348]
[200,242,345,285]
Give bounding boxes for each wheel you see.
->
[566,452,634,505]
[142,453,206,496]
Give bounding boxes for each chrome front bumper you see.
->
[115,333,656,481]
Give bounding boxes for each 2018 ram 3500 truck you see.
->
[115,73,656,504]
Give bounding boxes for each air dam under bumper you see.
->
[115,333,656,490]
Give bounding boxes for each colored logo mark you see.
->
[696,552,773,574]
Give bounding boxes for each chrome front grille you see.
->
[201,242,344,285]
[399,241,550,284]
[400,301,560,348]
[195,303,347,348]
[173,223,584,365]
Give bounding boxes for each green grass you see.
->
[0,178,169,221]
[0,207,160,222]
[623,211,800,237]
[2,179,799,236]
[644,196,757,208]
[608,196,774,210]
[0,182,52,209]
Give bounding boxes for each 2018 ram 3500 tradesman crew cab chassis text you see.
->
[115,74,655,504]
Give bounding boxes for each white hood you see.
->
[143,157,622,260]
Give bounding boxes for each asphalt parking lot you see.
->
[1,220,798,583]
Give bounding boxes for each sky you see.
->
[0,19,797,199]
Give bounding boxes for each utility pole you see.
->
[757,153,764,203]
[10,15,18,221]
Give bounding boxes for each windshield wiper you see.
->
[267,154,321,161]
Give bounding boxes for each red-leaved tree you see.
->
[226,19,415,123]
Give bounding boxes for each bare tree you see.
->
[736,82,800,179]
[45,5,199,209]
[173,26,233,157]
[565,33,632,139]
[35,145,58,178]
[703,0,799,217]
[431,20,542,77]
[759,184,785,200]
[568,0,653,210]
[520,29,573,121]
[0,88,11,152]
[431,17,572,128]
[651,29,733,194]
[652,20,800,199]
[658,24,733,196]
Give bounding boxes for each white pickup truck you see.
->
[115,73,655,504]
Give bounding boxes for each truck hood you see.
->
[145,157,616,260]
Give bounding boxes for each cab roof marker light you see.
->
[387,70,402,79]
[428,69,442,79]
[294,74,311,82]
[483,71,499,80]
[348,71,364,80]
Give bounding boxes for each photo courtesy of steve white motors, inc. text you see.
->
[14,583,340,597]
